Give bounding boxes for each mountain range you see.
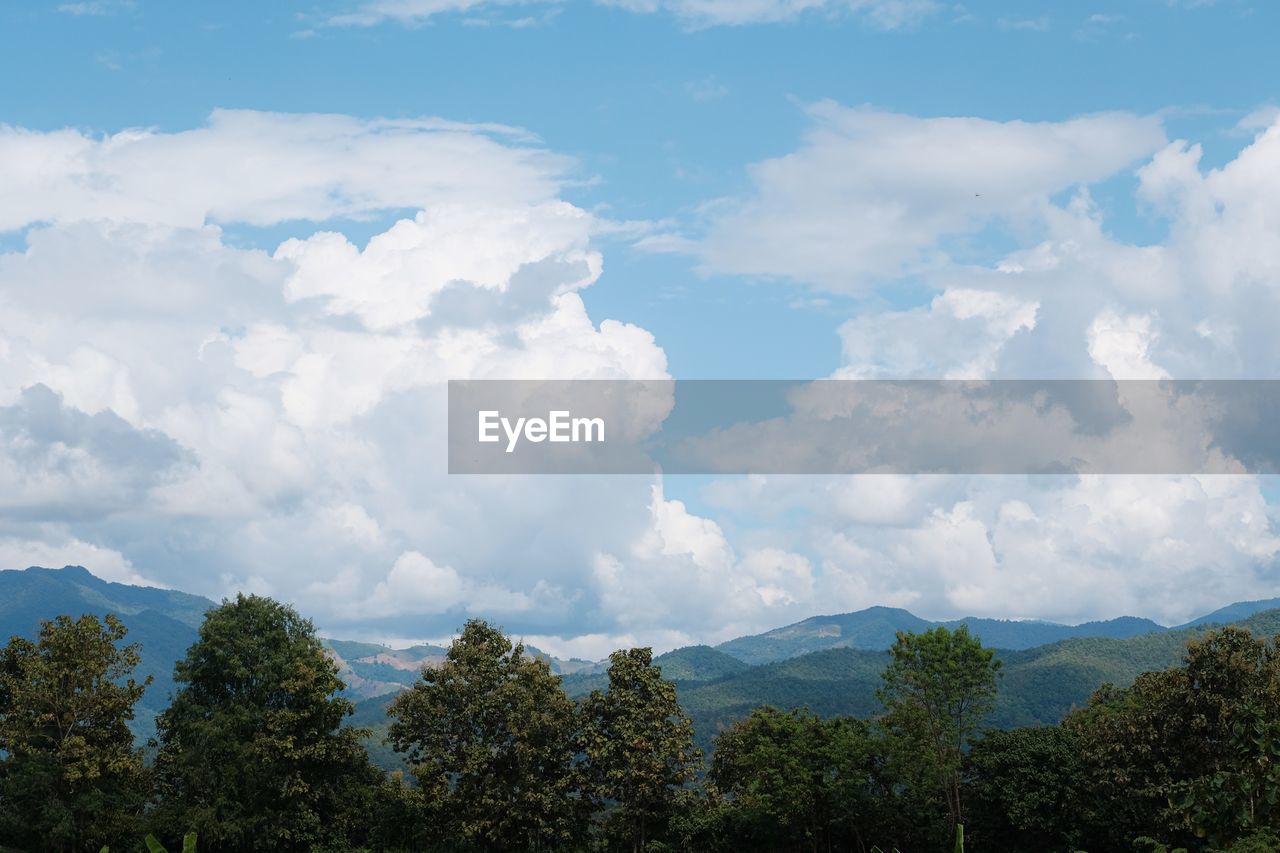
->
[5,565,1280,755]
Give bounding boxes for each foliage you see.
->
[0,613,151,851]
[963,725,1085,852]
[150,594,372,851]
[708,706,924,852]
[878,626,1000,830]
[11,598,1280,853]
[387,618,586,851]
[1067,627,1280,851]
[579,647,701,851]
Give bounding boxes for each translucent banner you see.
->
[447,379,1280,475]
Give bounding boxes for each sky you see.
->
[2,0,1280,658]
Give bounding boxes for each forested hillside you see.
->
[9,593,1280,851]
[717,605,1170,664]
[7,565,1280,755]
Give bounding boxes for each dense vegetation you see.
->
[9,566,1280,753]
[5,594,1280,850]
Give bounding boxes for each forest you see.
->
[3,594,1280,853]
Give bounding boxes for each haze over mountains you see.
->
[6,565,1280,752]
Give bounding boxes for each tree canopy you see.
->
[387,618,586,851]
[0,614,150,852]
[150,594,371,851]
[878,625,1001,830]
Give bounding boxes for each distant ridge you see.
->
[6,564,1280,756]
[716,606,1166,665]
[1177,597,1280,628]
[0,566,215,736]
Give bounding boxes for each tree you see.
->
[1068,626,1280,851]
[0,614,151,851]
[580,647,700,851]
[387,619,586,851]
[708,707,903,853]
[150,594,372,851]
[709,706,837,852]
[878,626,1000,831]
[964,726,1085,852]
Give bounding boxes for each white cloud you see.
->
[0,110,565,231]
[701,472,1280,627]
[56,0,134,16]
[0,535,157,587]
[590,484,819,638]
[691,104,1164,291]
[6,102,1280,656]
[275,201,598,331]
[0,109,682,648]
[1086,309,1170,379]
[836,288,1038,379]
[343,550,536,617]
[686,109,1280,631]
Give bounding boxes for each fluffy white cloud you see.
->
[5,101,1280,656]
[691,103,1166,291]
[835,288,1038,379]
[687,107,1280,631]
[700,472,1280,627]
[0,534,156,586]
[590,484,819,640]
[0,109,688,647]
[275,202,598,331]
[0,110,565,230]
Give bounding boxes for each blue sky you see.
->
[3,0,1276,378]
[2,0,1280,656]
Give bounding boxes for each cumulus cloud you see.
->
[0,385,193,516]
[0,110,565,230]
[689,103,1165,291]
[5,101,1280,655]
[700,472,1280,627]
[0,536,155,586]
[0,109,683,647]
[590,484,819,640]
[275,202,598,331]
[686,107,1280,631]
[835,289,1038,379]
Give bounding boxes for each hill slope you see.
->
[1178,597,1280,628]
[0,566,603,739]
[680,608,1280,747]
[717,606,1166,665]
[9,565,1280,765]
[0,566,212,735]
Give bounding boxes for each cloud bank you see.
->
[3,105,1280,656]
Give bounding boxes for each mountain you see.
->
[1177,597,1280,628]
[0,566,601,739]
[8,564,1280,762]
[716,606,1166,665]
[667,608,1280,749]
[0,566,212,737]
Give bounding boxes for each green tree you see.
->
[1068,626,1280,851]
[580,647,700,851]
[387,619,586,851]
[0,614,151,852]
[964,725,1085,852]
[150,594,371,851]
[709,706,834,852]
[709,707,901,853]
[878,626,1000,831]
